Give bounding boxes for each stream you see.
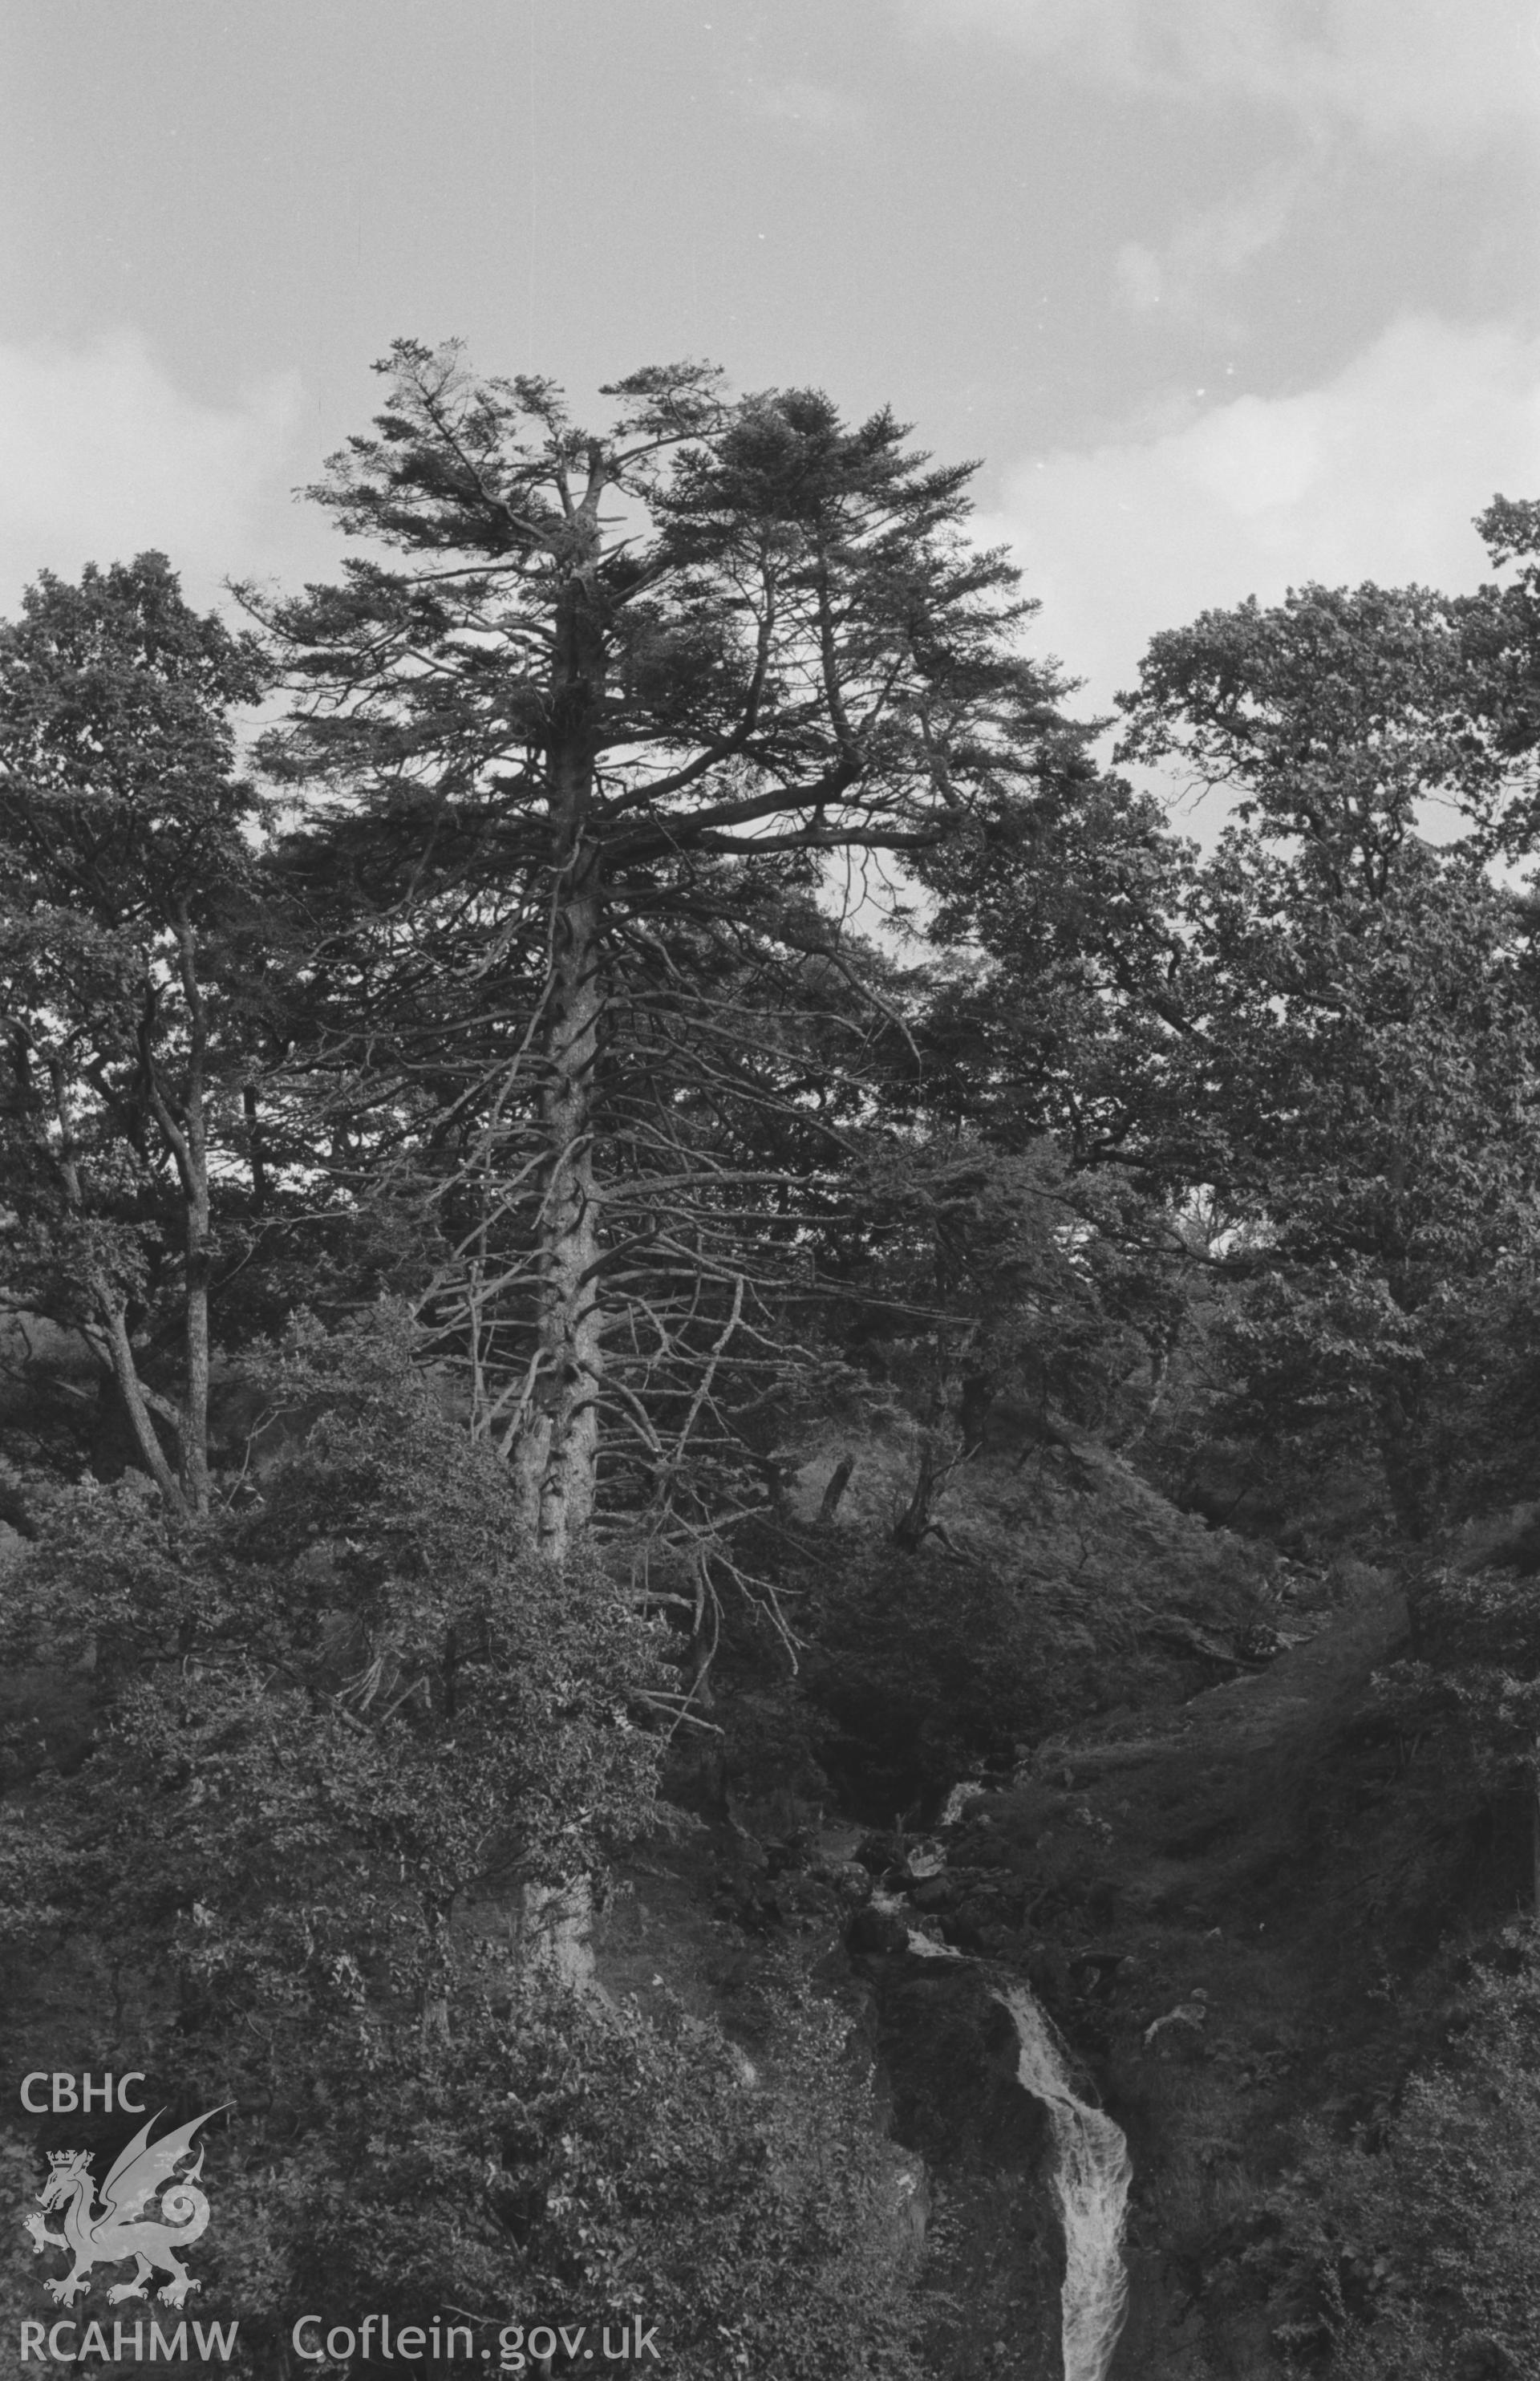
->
[997,1981,1132,2381]
[894,1875,1133,2381]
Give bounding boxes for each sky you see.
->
[2,0,1538,754]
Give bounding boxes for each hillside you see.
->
[604,1427,1540,2381]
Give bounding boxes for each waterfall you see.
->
[938,1777,986,1827]
[998,1982,1132,2381]
[865,1795,1133,2377]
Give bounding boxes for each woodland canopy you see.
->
[6,344,1540,2377]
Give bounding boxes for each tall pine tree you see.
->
[248,343,1082,1574]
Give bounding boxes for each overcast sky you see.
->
[2,0,1538,736]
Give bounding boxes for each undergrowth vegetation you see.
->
[0,1320,921,2375]
[1263,1936,1540,2379]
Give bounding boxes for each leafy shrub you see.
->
[2,1314,663,2000]
[205,1976,921,2377]
[1264,1933,1540,2379]
[0,1315,920,2375]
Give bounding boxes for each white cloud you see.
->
[1114,243,1166,311]
[0,331,302,612]
[997,315,1540,717]
[913,0,1540,143]
[1114,163,1308,313]
[746,78,865,135]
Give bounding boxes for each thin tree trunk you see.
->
[1121,1316,1181,1453]
[91,1279,188,1517]
[818,1454,856,1523]
[243,1081,269,1214]
[893,1435,940,1552]
[53,1056,189,1516]
[181,1226,211,1512]
[1376,1387,1427,1543]
[149,911,211,1515]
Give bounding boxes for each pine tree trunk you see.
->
[520,864,606,1564]
[513,558,607,1566]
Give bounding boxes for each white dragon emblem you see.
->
[23,2105,229,2309]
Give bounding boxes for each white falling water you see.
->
[998,1982,1132,2381]
[938,1777,987,1827]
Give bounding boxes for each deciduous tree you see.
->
[0,555,265,1515]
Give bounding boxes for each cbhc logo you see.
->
[19,2075,146,2113]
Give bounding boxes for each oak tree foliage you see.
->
[0,555,267,1515]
